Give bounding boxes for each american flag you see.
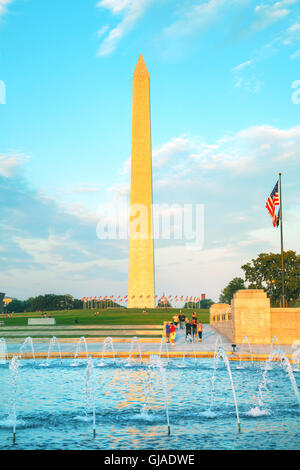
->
[266,181,280,227]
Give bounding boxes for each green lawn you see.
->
[0,308,209,326]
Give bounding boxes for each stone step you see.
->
[0,324,163,330]
[0,330,163,337]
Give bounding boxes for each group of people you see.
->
[165,311,203,346]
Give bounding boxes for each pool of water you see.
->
[0,357,299,450]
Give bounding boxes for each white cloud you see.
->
[282,21,300,45]
[238,208,300,253]
[155,243,248,300]
[153,137,191,168]
[0,0,13,17]
[232,55,263,92]
[164,0,239,38]
[14,233,90,267]
[13,232,128,274]
[109,182,130,199]
[154,200,300,300]
[97,0,132,14]
[97,25,110,38]
[149,124,300,192]
[252,1,293,31]
[97,0,155,56]
[8,232,128,298]
[232,59,254,72]
[119,157,131,175]
[2,119,299,301]
[64,202,101,223]
[0,153,30,177]
[291,48,300,59]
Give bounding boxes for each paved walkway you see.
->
[4,324,295,355]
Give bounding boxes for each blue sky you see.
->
[0,0,299,301]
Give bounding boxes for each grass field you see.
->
[0,308,210,327]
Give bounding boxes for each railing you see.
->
[211,308,231,324]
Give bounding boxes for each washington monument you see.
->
[128,54,155,309]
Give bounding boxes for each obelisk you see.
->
[128,54,155,309]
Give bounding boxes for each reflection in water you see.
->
[104,366,173,412]
[0,358,299,450]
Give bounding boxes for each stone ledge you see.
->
[28,318,56,325]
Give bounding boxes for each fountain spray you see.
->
[98,337,116,366]
[126,336,143,365]
[0,337,8,364]
[9,355,20,443]
[150,356,171,436]
[210,346,241,432]
[86,356,97,438]
[72,336,89,366]
[19,337,35,362]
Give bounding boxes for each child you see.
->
[165,322,171,343]
[170,323,176,347]
[197,321,203,342]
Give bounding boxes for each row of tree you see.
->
[156,299,214,309]
[5,251,299,312]
[183,299,214,309]
[5,294,83,313]
[219,251,299,306]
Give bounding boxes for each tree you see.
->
[241,251,300,306]
[6,299,31,313]
[219,277,245,304]
[183,299,214,309]
[157,299,172,308]
[183,301,200,309]
[200,298,214,309]
[27,294,83,311]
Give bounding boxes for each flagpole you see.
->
[279,172,286,307]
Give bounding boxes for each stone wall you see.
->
[210,289,300,345]
[270,308,300,345]
[209,303,235,342]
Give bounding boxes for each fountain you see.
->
[149,355,171,435]
[292,347,300,372]
[0,337,8,364]
[258,349,300,409]
[1,338,300,450]
[270,335,280,350]
[125,336,143,366]
[9,355,20,443]
[85,356,97,438]
[213,335,223,356]
[40,336,62,367]
[97,337,116,367]
[18,337,35,362]
[177,333,196,368]
[158,336,169,365]
[236,335,253,369]
[190,335,197,365]
[141,365,155,416]
[209,346,241,432]
[71,336,89,366]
